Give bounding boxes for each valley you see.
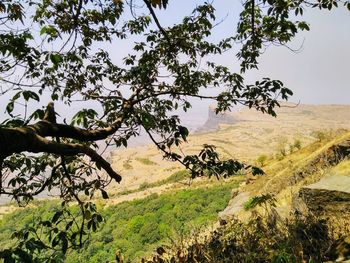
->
[1,103,350,262]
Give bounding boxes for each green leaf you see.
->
[141,112,155,129]
[84,210,92,220]
[61,235,68,253]
[96,214,103,223]
[179,126,189,141]
[52,235,60,247]
[100,189,109,199]
[39,27,47,35]
[121,138,128,148]
[6,102,14,115]
[298,21,310,31]
[22,90,39,101]
[52,211,63,224]
[50,53,63,65]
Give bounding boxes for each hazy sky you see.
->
[161,0,350,105]
[0,1,349,127]
[253,7,350,105]
[145,0,350,127]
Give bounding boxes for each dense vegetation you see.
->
[0,180,240,262]
[0,0,348,259]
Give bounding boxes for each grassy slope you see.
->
[235,130,350,222]
[1,105,350,262]
[145,131,350,263]
[0,179,241,262]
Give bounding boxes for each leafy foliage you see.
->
[0,181,239,262]
[243,194,276,210]
[0,0,348,258]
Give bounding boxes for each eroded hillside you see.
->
[108,104,350,196]
[146,130,350,263]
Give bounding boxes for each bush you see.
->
[256,154,268,167]
[293,139,302,150]
[163,170,190,184]
[123,159,133,170]
[289,139,302,154]
[148,209,347,263]
[312,130,331,142]
[136,157,156,165]
[0,181,239,263]
[276,139,288,158]
[139,182,151,190]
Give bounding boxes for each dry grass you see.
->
[108,104,350,197]
[145,207,350,263]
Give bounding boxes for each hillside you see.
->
[223,130,350,221]
[107,104,350,197]
[1,104,350,262]
[145,130,350,263]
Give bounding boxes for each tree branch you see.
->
[0,128,121,182]
[22,100,133,142]
[25,119,124,142]
[143,0,170,42]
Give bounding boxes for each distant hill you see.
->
[108,104,350,195]
[195,106,237,133]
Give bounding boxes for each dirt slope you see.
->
[108,104,350,196]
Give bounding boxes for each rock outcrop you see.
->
[218,191,250,224]
[299,175,350,215]
[196,107,236,133]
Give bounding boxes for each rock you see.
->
[299,175,350,215]
[196,107,236,133]
[218,192,250,224]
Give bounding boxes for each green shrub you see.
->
[312,130,329,142]
[123,160,133,170]
[276,139,287,157]
[256,154,268,167]
[289,139,302,153]
[136,170,190,191]
[136,157,156,165]
[163,170,190,183]
[243,194,276,210]
[0,181,239,263]
[139,182,151,190]
[293,139,302,150]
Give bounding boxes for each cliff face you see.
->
[196,107,236,133]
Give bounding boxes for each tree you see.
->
[0,0,348,261]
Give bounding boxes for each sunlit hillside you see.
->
[107,104,350,197]
[1,111,350,262]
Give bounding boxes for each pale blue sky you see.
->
[155,0,350,105]
[143,1,350,127]
[253,7,350,104]
[0,1,349,127]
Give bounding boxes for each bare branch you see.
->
[143,0,170,42]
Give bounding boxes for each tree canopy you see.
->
[0,0,348,261]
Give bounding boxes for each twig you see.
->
[143,0,170,42]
